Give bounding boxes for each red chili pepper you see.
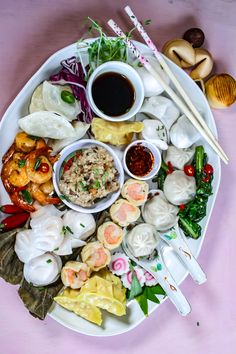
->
[39,162,50,173]
[63,157,74,172]
[179,204,186,210]
[0,213,29,231]
[184,165,195,177]
[202,173,211,183]
[0,204,24,214]
[167,161,173,174]
[203,164,214,175]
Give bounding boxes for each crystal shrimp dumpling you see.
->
[121,179,149,206]
[81,242,111,271]
[97,221,124,250]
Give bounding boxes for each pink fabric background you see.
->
[0,0,235,353]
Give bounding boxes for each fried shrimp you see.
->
[15,132,47,152]
[25,147,53,184]
[1,153,30,192]
[29,182,60,205]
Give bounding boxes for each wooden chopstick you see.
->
[107,19,228,164]
[124,6,228,162]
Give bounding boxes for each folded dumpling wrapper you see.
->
[163,145,195,170]
[18,111,76,139]
[29,84,46,113]
[15,229,45,264]
[170,114,201,148]
[91,118,144,146]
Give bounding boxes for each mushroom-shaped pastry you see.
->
[97,221,124,250]
[110,199,140,227]
[121,179,149,206]
[61,261,91,289]
[81,242,111,272]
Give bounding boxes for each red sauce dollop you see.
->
[126,144,154,177]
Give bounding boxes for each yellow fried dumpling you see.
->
[121,179,149,206]
[110,199,140,227]
[54,288,102,326]
[97,221,124,250]
[91,118,144,146]
[61,261,91,289]
[81,241,111,271]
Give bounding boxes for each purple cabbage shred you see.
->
[50,56,93,124]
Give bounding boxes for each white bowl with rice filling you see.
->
[53,139,124,213]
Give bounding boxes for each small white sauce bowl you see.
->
[86,61,144,122]
[123,140,162,181]
[53,139,124,213]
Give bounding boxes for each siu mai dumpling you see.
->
[126,223,160,257]
[81,242,111,271]
[97,222,124,250]
[121,179,149,206]
[61,261,91,289]
[110,199,140,227]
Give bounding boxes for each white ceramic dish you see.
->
[0,39,221,337]
[53,139,124,213]
[86,61,144,121]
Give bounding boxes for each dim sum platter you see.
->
[0,39,221,336]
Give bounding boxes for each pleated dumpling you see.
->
[42,81,81,121]
[81,242,111,271]
[97,222,124,250]
[110,199,140,227]
[61,261,91,289]
[163,170,196,205]
[164,145,194,170]
[15,230,45,263]
[121,179,149,206]
[23,253,62,286]
[126,223,160,257]
[142,192,179,231]
[62,210,96,242]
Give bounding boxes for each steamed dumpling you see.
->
[23,253,62,286]
[140,118,168,150]
[18,111,76,139]
[142,192,179,231]
[121,179,149,206]
[29,84,46,113]
[62,210,96,244]
[170,114,201,148]
[163,170,196,205]
[97,221,124,250]
[42,81,81,121]
[61,261,91,289]
[30,216,64,251]
[15,230,45,263]
[110,199,140,227]
[164,145,195,170]
[126,223,160,257]
[139,96,180,130]
[135,55,170,97]
[81,242,111,271]
[48,121,90,154]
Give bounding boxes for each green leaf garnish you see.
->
[34,157,41,170]
[92,180,101,189]
[80,223,85,228]
[136,293,148,316]
[18,159,26,168]
[128,265,143,300]
[46,259,52,264]
[62,226,74,235]
[59,194,70,202]
[79,181,88,191]
[21,190,33,204]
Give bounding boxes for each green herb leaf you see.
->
[34,157,41,170]
[79,181,88,191]
[101,171,109,185]
[46,259,52,264]
[21,190,33,204]
[61,90,75,104]
[93,168,100,176]
[59,194,70,202]
[135,293,148,316]
[18,159,26,168]
[92,180,101,189]
[150,284,166,296]
[144,287,160,304]
[128,266,143,300]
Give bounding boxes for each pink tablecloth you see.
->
[0,1,235,353]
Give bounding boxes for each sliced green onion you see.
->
[34,157,41,170]
[21,190,33,204]
[18,159,26,168]
[61,90,75,104]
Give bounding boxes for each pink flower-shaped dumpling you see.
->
[144,270,158,286]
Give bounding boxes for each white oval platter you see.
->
[0,39,221,336]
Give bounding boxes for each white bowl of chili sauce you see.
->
[86,61,144,122]
[123,140,162,181]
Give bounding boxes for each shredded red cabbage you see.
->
[50,57,93,124]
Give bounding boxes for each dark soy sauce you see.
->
[92,72,135,116]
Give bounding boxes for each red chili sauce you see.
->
[126,144,154,177]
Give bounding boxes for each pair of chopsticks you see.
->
[107,6,229,164]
